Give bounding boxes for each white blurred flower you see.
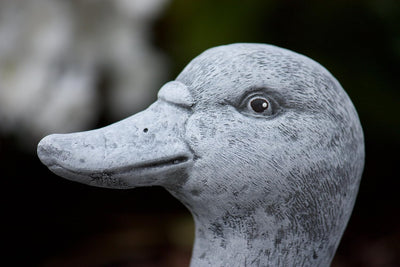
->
[0,0,169,148]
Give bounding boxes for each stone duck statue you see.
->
[38,43,365,266]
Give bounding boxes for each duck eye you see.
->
[236,92,278,118]
[250,97,269,113]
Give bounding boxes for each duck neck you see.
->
[189,208,334,267]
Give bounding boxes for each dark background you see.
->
[2,0,399,266]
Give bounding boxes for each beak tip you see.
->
[37,135,57,167]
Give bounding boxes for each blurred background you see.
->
[1,0,399,266]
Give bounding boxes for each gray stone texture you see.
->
[38,43,365,266]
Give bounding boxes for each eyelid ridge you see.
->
[234,88,283,118]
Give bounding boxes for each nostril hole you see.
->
[143,128,148,133]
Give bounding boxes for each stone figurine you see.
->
[38,43,365,266]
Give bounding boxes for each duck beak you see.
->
[37,87,194,189]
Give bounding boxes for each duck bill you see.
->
[37,100,194,189]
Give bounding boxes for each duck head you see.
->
[38,43,365,266]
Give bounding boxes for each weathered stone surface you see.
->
[38,43,365,266]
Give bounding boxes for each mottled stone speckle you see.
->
[38,43,364,267]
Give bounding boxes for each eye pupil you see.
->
[250,98,269,113]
